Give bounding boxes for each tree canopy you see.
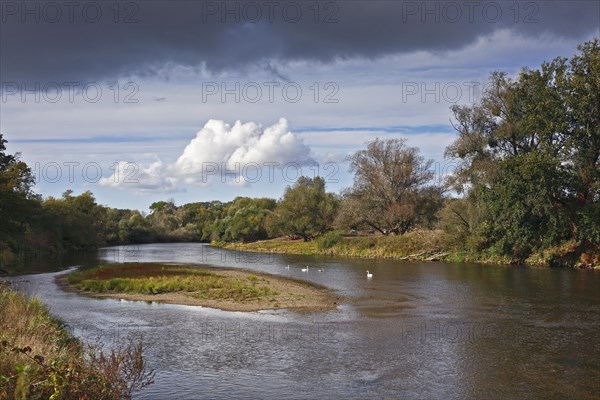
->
[337,138,442,235]
[268,176,339,241]
[443,39,600,259]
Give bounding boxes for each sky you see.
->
[1,0,598,210]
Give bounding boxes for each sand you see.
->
[56,266,341,313]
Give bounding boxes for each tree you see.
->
[0,134,37,242]
[222,206,270,242]
[268,176,339,241]
[478,152,571,258]
[118,211,156,244]
[149,200,176,215]
[438,196,485,250]
[147,200,179,240]
[0,134,16,170]
[445,39,600,257]
[40,191,104,250]
[557,39,600,243]
[337,138,440,235]
[211,197,276,242]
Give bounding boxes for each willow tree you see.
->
[337,138,441,235]
[267,176,339,241]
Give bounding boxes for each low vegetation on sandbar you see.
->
[62,263,339,312]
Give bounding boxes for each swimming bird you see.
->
[285,265,290,269]
[366,270,373,278]
[302,266,309,272]
[317,267,324,272]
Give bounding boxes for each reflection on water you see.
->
[8,243,600,399]
[2,249,98,275]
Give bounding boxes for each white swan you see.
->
[318,268,324,272]
[366,270,373,278]
[285,265,290,269]
[302,266,309,272]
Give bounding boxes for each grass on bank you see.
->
[0,286,154,400]
[217,230,600,268]
[218,230,448,260]
[68,263,278,302]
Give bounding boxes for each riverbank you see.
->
[216,231,600,269]
[0,285,153,399]
[59,263,340,312]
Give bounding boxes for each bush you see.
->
[0,288,154,399]
[316,231,342,250]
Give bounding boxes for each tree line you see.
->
[1,40,598,268]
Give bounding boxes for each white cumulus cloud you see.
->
[99,118,314,193]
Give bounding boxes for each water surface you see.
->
[9,243,600,399]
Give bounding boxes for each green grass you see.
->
[69,263,278,302]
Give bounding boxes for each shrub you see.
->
[316,231,342,250]
[0,288,154,399]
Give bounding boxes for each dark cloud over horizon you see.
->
[1,0,598,84]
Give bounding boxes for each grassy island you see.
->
[60,263,339,312]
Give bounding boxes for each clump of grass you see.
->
[0,287,154,399]
[70,263,279,302]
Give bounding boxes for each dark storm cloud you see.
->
[1,0,598,83]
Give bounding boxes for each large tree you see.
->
[40,190,106,250]
[445,39,600,257]
[337,138,441,235]
[213,197,276,242]
[268,176,339,241]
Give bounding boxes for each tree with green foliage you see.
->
[0,134,37,236]
[40,191,105,250]
[147,200,179,240]
[477,152,572,258]
[118,211,156,244]
[445,39,599,259]
[206,197,273,242]
[556,39,600,244]
[268,176,339,241]
[0,134,39,264]
[102,207,135,244]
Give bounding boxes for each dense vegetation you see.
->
[0,286,154,399]
[442,39,599,265]
[0,40,598,270]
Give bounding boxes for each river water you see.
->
[7,243,600,399]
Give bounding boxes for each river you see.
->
[7,243,600,399]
